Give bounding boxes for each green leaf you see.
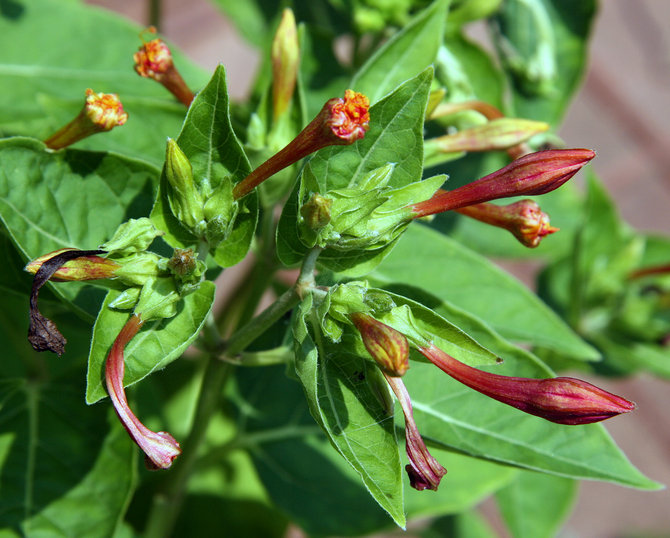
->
[404,447,517,519]
[0,137,158,317]
[277,69,432,274]
[0,0,209,165]
[421,510,498,538]
[351,0,448,104]
[151,66,258,267]
[0,377,135,537]
[85,281,216,404]
[292,295,405,528]
[491,0,597,126]
[370,223,599,359]
[496,471,577,538]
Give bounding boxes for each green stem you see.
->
[144,358,231,538]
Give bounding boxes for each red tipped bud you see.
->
[429,100,504,121]
[105,315,181,469]
[133,27,194,106]
[350,312,410,376]
[410,149,595,218]
[456,199,558,248]
[419,344,635,425]
[385,375,446,490]
[233,90,370,199]
[44,89,128,150]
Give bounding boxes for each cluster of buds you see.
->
[133,27,194,106]
[348,311,635,490]
[44,89,128,150]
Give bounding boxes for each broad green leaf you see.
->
[351,0,448,104]
[0,374,135,537]
[0,0,209,165]
[85,280,216,404]
[490,0,597,126]
[151,66,258,267]
[0,137,158,317]
[370,223,599,359]
[404,446,517,519]
[421,510,498,538]
[276,69,432,274]
[292,295,405,528]
[496,471,577,538]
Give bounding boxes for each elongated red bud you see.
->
[232,90,370,199]
[25,248,120,281]
[410,149,595,218]
[420,344,635,425]
[105,315,181,469]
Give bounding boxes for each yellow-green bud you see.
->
[164,138,205,230]
[272,8,299,122]
[350,312,410,377]
[300,193,333,231]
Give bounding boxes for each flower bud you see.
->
[300,193,333,231]
[350,312,409,377]
[133,27,194,106]
[385,375,446,490]
[410,148,595,218]
[429,100,503,121]
[271,8,299,122]
[420,344,635,425]
[455,199,558,248]
[164,138,205,229]
[44,89,128,150]
[105,315,181,469]
[232,90,370,199]
[25,248,119,282]
[424,118,549,155]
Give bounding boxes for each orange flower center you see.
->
[326,89,370,142]
[84,89,128,130]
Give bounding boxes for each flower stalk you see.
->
[232,90,370,200]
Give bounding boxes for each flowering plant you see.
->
[0,1,667,536]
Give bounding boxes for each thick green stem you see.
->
[144,358,231,538]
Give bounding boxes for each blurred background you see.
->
[85,1,670,536]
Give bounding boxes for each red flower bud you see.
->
[410,149,595,218]
[455,199,558,248]
[44,89,128,150]
[25,248,120,281]
[133,27,194,107]
[105,315,181,469]
[232,90,370,199]
[420,344,635,425]
[350,312,410,376]
[385,375,446,490]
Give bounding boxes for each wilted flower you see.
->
[385,374,446,490]
[233,90,370,199]
[133,27,194,106]
[419,343,635,425]
[44,89,128,150]
[455,199,558,248]
[105,314,181,469]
